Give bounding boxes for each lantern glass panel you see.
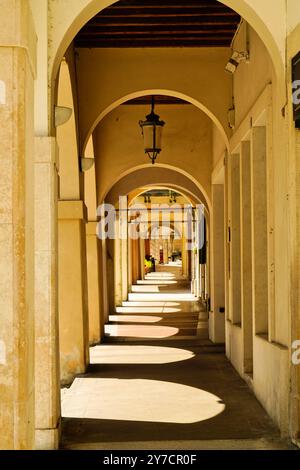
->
[143,124,163,152]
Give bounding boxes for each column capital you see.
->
[86,221,98,235]
[58,200,88,221]
[34,137,58,166]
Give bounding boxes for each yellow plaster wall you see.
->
[287,0,300,34]
[212,124,227,168]
[233,24,273,128]
[93,105,213,205]
[56,59,80,200]
[76,47,232,150]
[287,17,300,443]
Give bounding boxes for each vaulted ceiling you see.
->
[75,0,240,48]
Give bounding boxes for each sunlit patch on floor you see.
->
[131,285,166,292]
[121,301,180,307]
[128,293,197,302]
[137,278,178,283]
[116,306,181,314]
[105,324,180,339]
[90,345,195,365]
[109,315,163,324]
[61,378,225,424]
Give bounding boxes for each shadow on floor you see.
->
[61,340,281,448]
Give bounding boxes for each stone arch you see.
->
[129,185,195,239]
[83,89,229,157]
[128,185,209,224]
[129,185,194,207]
[103,164,212,213]
[50,0,285,116]
[56,59,81,200]
[148,222,183,240]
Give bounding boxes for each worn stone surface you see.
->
[61,280,288,450]
[0,0,36,449]
[61,339,288,449]
[34,137,60,450]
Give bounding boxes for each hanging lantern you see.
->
[139,96,165,164]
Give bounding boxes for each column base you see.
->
[35,425,60,450]
[209,311,225,343]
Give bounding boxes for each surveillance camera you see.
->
[232,51,249,63]
[225,50,249,74]
[225,58,239,74]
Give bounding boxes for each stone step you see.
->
[136,279,188,285]
[115,306,204,317]
[115,314,207,320]
[131,285,190,293]
[144,275,177,279]
[115,307,199,316]
[128,292,197,301]
[122,299,205,307]
[109,314,206,323]
[131,285,183,293]
[102,337,225,352]
[108,317,207,329]
[104,323,208,341]
[120,301,207,313]
[110,312,203,319]
[104,334,202,343]
[104,333,209,343]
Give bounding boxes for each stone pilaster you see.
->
[58,200,89,384]
[86,221,103,345]
[120,196,128,301]
[114,217,123,307]
[240,141,253,373]
[163,239,169,264]
[0,0,36,450]
[34,137,60,449]
[251,127,269,335]
[230,153,241,325]
[210,185,225,343]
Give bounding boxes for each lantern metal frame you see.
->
[139,96,165,164]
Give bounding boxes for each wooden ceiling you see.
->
[75,0,240,48]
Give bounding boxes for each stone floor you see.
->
[61,271,294,450]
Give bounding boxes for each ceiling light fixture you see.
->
[139,96,165,165]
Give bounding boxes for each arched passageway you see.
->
[61,178,285,449]
[50,0,297,449]
[1,0,300,451]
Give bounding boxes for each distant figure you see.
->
[144,255,152,274]
[151,256,156,272]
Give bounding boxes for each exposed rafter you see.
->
[75,0,240,48]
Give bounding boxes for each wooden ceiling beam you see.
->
[123,96,190,105]
[99,11,240,18]
[77,32,234,38]
[75,0,239,48]
[80,24,237,33]
[109,0,227,8]
[75,39,232,47]
[85,18,240,27]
